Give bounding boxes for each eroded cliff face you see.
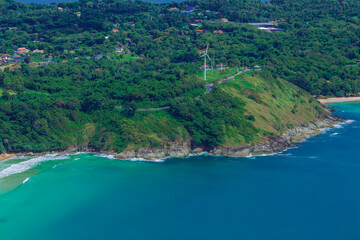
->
[211,115,344,157]
[113,115,344,160]
[7,110,343,161]
[114,140,191,160]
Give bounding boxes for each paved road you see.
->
[205,84,214,94]
[204,68,251,94]
[114,106,170,111]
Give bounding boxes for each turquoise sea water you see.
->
[0,102,360,240]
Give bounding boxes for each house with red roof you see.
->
[15,48,29,54]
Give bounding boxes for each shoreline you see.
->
[1,115,346,161]
[210,115,345,158]
[0,154,17,161]
[318,96,360,103]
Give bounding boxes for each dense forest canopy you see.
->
[0,0,357,152]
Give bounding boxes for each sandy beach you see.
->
[318,97,360,103]
[0,154,17,161]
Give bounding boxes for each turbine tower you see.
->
[200,44,211,80]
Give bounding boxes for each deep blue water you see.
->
[0,102,359,240]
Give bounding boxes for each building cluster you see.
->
[168,6,222,16]
[0,48,45,66]
[200,64,229,70]
[38,58,57,66]
[192,18,229,34]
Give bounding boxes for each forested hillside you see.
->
[0,0,355,153]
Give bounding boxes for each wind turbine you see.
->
[200,44,211,80]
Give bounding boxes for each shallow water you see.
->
[0,102,359,240]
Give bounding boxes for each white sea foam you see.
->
[334,119,355,128]
[94,153,165,162]
[0,154,69,178]
[330,132,339,136]
[320,127,331,132]
[246,153,254,158]
[187,152,210,157]
[22,177,29,184]
[253,152,281,157]
[73,152,89,155]
[345,119,355,124]
[250,149,293,157]
[95,153,115,159]
[127,158,165,163]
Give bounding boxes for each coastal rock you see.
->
[191,148,204,154]
[5,114,345,161]
[116,140,191,160]
[116,150,137,159]
[251,136,293,156]
[212,115,344,158]
[211,145,251,157]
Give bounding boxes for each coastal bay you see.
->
[0,0,359,239]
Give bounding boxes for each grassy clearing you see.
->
[197,68,239,84]
[112,53,137,63]
[219,71,329,143]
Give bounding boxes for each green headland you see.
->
[0,0,357,158]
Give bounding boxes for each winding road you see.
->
[115,68,251,111]
[204,68,251,94]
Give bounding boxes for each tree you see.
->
[123,101,137,117]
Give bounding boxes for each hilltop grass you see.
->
[109,70,329,150]
[197,68,238,84]
[219,71,329,145]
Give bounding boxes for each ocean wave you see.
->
[22,177,30,184]
[246,153,254,159]
[95,153,115,159]
[0,154,69,178]
[319,127,331,132]
[334,119,355,128]
[73,152,89,155]
[95,153,165,162]
[345,119,355,124]
[186,152,211,157]
[252,152,281,157]
[249,148,293,158]
[127,158,165,163]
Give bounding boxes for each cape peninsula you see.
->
[0,0,357,159]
